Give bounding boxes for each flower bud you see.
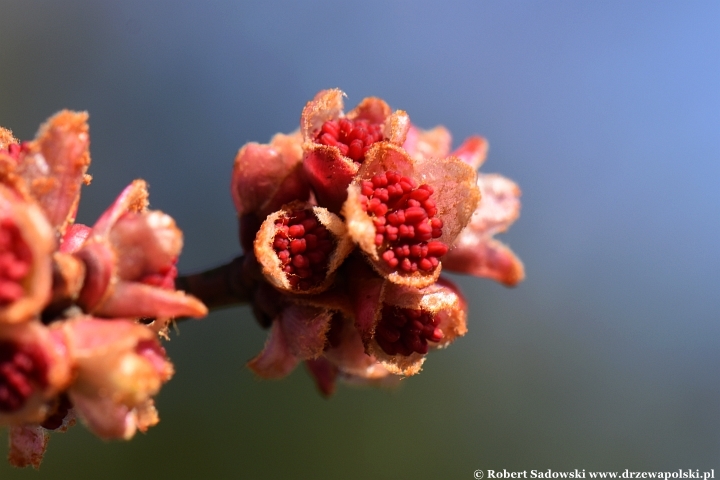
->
[60,317,173,440]
[353,269,467,376]
[343,142,480,288]
[254,202,353,294]
[76,181,207,319]
[302,89,410,212]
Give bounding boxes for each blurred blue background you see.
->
[1,1,719,478]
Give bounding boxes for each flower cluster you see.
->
[232,89,524,395]
[0,112,206,468]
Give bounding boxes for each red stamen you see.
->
[0,341,48,413]
[375,306,443,357]
[0,218,32,306]
[360,171,447,274]
[315,118,384,164]
[273,210,335,291]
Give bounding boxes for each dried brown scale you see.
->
[272,209,335,291]
[360,170,448,275]
[0,341,48,413]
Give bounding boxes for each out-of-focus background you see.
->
[1,1,719,478]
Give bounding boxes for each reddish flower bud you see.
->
[352,264,467,376]
[232,132,309,218]
[0,185,55,324]
[254,202,353,294]
[59,317,173,440]
[302,89,410,212]
[343,142,480,288]
[75,181,207,319]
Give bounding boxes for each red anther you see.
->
[272,210,335,291]
[427,241,448,257]
[289,238,306,254]
[400,258,413,272]
[430,218,443,229]
[321,121,339,137]
[373,188,389,203]
[410,189,431,202]
[288,224,305,238]
[293,255,309,268]
[399,180,415,193]
[372,173,388,187]
[375,234,384,246]
[416,222,432,241]
[418,258,433,271]
[347,139,364,161]
[399,225,415,239]
[376,306,440,357]
[404,206,427,224]
[377,323,401,343]
[315,118,384,164]
[361,181,374,196]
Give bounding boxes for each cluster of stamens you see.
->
[316,118,384,164]
[0,341,47,412]
[0,218,32,306]
[375,306,443,356]
[272,210,334,290]
[360,171,448,273]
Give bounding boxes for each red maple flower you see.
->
[301,89,410,213]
